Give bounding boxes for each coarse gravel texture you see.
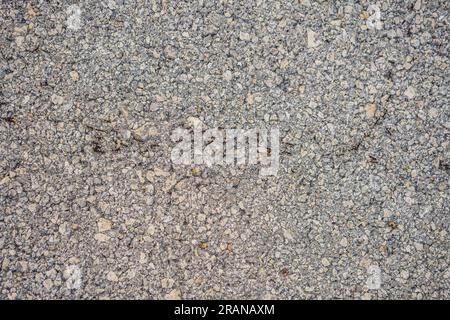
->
[0,0,449,300]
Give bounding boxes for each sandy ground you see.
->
[0,0,449,299]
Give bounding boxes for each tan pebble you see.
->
[106,271,118,282]
[321,258,331,267]
[139,252,148,264]
[148,127,158,137]
[404,86,416,99]
[307,29,319,48]
[26,4,37,19]
[195,276,204,285]
[445,267,450,279]
[162,174,177,192]
[432,156,440,169]
[360,256,371,268]
[175,180,185,190]
[69,70,79,81]
[239,31,251,41]
[414,0,422,11]
[97,217,112,232]
[365,103,377,118]
[298,85,305,95]
[299,0,311,6]
[246,93,254,105]
[68,257,79,264]
[155,95,166,102]
[15,36,25,47]
[165,289,181,300]
[121,108,129,119]
[223,70,233,81]
[43,279,53,290]
[279,59,289,69]
[147,224,156,236]
[428,107,438,117]
[94,233,109,242]
[51,94,65,105]
[340,237,348,247]
[154,167,169,177]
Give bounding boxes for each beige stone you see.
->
[70,70,79,81]
[98,218,112,232]
[307,29,319,48]
[43,279,53,290]
[106,271,118,282]
[365,103,377,118]
[94,233,109,242]
[404,86,416,99]
[414,0,422,11]
[321,258,331,267]
[340,237,348,247]
[165,289,181,300]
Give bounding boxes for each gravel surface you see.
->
[0,0,449,300]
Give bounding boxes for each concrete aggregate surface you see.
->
[0,0,449,299]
